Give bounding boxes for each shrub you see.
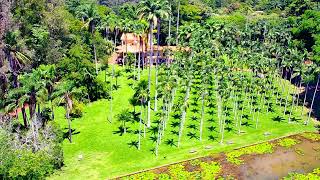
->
[278,138,300,148]
[0,121,63,179]
[70,99,85,118]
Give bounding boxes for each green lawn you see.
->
[49,66,316,180]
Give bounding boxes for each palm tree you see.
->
[52,80,80,143]
[176,0,180,45]
[138,0,169,127]
[306,73,320,125]
[134,20,148,80]
[122,19,133,67]
[3,32,30,126]
[75,3,100,74]
[154,1,169,112]
[117,108,132,134]
[134,80,148,149]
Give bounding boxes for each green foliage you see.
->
[200,162,221,179]
[283,168,320,180]
[70,100,85,118]
[124,171,157,180]
[0,121,63,179]
[301,133,320,141]
[277,138,300,148]
[226,143,274,165]
[8,150,54,179]
[168,164,194,179]
[189,159,201,166]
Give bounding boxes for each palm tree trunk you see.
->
[21,106,28,128]
[301,82,309,117]
[125,34,128,67]
[147,21,154,128]
[154,20,161,112]
[283,71,293,116]
[176,0,180,46]
[178,80,191,147]
[220,107,226,144]
[109,66,114,123]
[167,2,172,66]
[138,37,141,80]
[138,104,142,150]
[67,109,72,143]
[199,90,205,141]
[306,75,319,125]
[93,43,98,75]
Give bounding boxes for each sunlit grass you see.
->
[49,66,316,180]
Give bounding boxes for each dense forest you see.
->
[0,0,319,179]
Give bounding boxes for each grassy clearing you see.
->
[49,66,316,180]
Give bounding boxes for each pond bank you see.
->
[118,132,320,179]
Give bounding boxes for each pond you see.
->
[119,133,320,180]
[238,137,320,179]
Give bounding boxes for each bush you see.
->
[70,100,85,118]
[0,121,64,179]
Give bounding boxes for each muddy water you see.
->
[239,140,320,180]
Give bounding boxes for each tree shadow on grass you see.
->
[284,110,290,115]
[208,135,218,142]
[191,101,198,106]
[149,136,157,143]
[207,126,217,132]
[208,103,215,108]
[241,121,253,127]
[191,91,198,95]
[63,128,80,140]
[187,132,198,140]
[113,126,132,136]
[225,126,234,132]
[171,121,180,128]
[172,113,180,120]
[291,117,301,122]
[171,130,179,136]
[128,140,138,149]
[130,112,140,123]
[191,108,199,113]
[272,116,285,123]
[207,118,215,123]
[225,119,233,125]
[268,104,275,112]
[242,114,249,120]
[113,84,121,90]
[149,126,159,135]
[191,116,198,121]
[207,109,215,114]
[165,139,177,147]
[187,124,198,130]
